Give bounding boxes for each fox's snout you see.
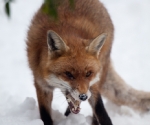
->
[79,94,88,101]
[76,82,89,95]
[77,83,89,101]
[70,82,90,101]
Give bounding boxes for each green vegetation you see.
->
[4,0,74,19]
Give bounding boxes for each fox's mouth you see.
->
[66,93,81,114]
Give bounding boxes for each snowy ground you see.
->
[0,0,150,125]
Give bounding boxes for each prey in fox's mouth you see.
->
[65,90,90,114]
[66,93,81,114]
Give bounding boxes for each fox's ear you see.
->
[86,33,107,57]
[47,30,69,58]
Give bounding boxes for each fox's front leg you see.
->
[35,82,53,125]
[89,84,113,125]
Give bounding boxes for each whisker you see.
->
[58,85,70,90]
[61,91,66,95]
[54,90,66,93]
[60,82,71,88]
[72,89,77,96]
[53,95,64,99]
[54,93,64,96]
[61,99,68,106]
[60,85,71,90]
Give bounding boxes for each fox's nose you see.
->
[79,94,88,101]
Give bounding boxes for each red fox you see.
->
[27,0,150,125]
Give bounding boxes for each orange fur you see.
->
[27,0,113,87]
[27,0,114,124]
[26,1,150,125]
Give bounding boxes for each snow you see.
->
[0,0,150,125]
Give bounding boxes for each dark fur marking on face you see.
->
[40,105,53,125]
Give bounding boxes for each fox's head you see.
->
[44,30,107,114]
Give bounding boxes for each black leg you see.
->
[40,105,53,125]
[89,86,113,125]
[92,115,99,125]
[64,106,71,116]
[94,95,112,125]
[35,82,53,125]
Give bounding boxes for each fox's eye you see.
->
[65,71,74,80]
[86,71,92,77]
